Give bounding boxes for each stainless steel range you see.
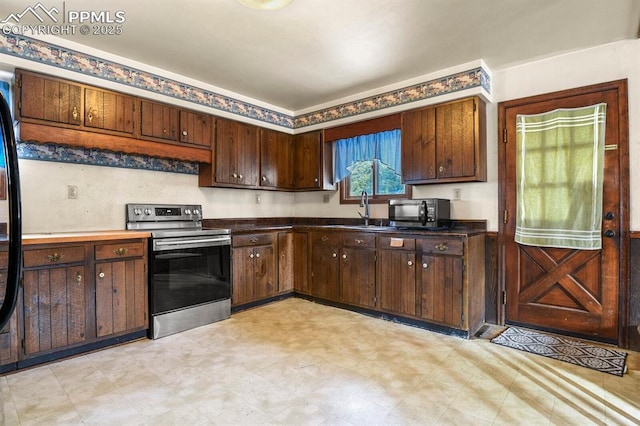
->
[126,204,231,339]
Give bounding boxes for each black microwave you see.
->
[388,198,451,228]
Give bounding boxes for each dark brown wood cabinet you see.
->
[339,233,376,308]
[232,233,278,306]
[261,129,293,189]
[208,117,260,187]
[179,110,212,147]
[17,70,82,126]
[140,100,179,142]
[292,131,323,190]
[377,236,417,316]
[309,231,341,301]
[277,232,294,293]
[14,69,211,163]
[21,245,87,356]
[84,87,135,135]
[94,240,148,338]
[418,239,465,327]
[401,96,486,184]
[0,248,18,369]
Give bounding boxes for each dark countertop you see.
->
[204,217,487,237]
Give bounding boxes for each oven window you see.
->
[151,245,231,314]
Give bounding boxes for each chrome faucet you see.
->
[358,191,370,226]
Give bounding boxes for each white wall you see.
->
[18,160,294,233]
[5,39,640,233]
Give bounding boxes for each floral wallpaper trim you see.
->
[0,33,294,128]
[17,142,199,175]
[294,68,491,128]
[0,34,491,131]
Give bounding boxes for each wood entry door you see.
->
[498,80,629,344]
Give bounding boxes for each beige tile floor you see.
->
[1,298,639,425]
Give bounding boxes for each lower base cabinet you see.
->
[95,240,148,337]
[232,233,278,306]
[18,238,148,362]
[0,249,19,369]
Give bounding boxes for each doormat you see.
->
[491,327,628,377]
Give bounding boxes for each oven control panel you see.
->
[126,204,202,223]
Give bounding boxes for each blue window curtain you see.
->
[333,129,401,184]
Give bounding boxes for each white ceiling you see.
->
[1,0,639,111]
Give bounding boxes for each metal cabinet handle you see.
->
[604,230,616,238]
[262,176,267,182]
[46,252,63,263]
[332,253,337,258]
[355,239,363,244]
[72,106,79,120]
[604,212,615,220]
[114,247,128,256]
[249,253,254,259]
[422,263,429,269]
[321,236,329,242]
[232,173,238,178]
[239,174,244,179]
[438,165,444,173]
[435,243,448,252]
[98,272,105,279]
[182,130,188,137]
[407,260,413,266]
[76,274,82,283]
[342,254,347,259]
[255,253,260,258]
[249,237,259,243]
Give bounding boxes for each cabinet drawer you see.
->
[379,236,416,251]
[23,246,85,267]
[420,238,463,256]
[342,233,376,248]
[95,241,145,261]
[0,251,8,270]
[233,233,274,247]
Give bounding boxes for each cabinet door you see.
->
[232,246,254,306]
[215,118,259,186]
[179,110,212,147]
[278,232,294,293]
[419,254,464,327]
[309,232,340,301]
[0,267,18,366]
[401,107,436,183]
[84,88,135,134]
[95,259,147,337]
[18,71,81,125]
[140,100,179,141]
[377,250,416,316]
[435,97,477,179]
[292,131,322,190]
[293,232,309,294]
[260,129,293,189]
[340,247,376,308]
[22,266,86,355]
[253,245,277,300]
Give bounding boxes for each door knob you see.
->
[604,230,616,238]
[604,212,615,220]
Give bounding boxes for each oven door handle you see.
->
[154,236,231,250]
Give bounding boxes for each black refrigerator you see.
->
[0,89,22,332]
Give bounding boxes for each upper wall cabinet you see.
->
[260,128,293,189]
[179,110,212,147]
[84,87,135,135]
[17,71,82,126]
[292,130,324,190]
[14,69,211,163]
[401,96,486,184]
[140,100,179,142]
[199,117,260,188]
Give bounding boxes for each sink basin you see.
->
[323,224,396,231]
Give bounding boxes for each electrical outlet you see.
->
[255,194,261,204]
[67,185,78,199]
[323,193,330,203]
[453,188,461,200]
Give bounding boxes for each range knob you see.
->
[133,208,142,216]
[144,208,152,215]
[185,209,192,215]
[193,209,200,216]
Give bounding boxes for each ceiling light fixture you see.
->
[236,0,293,10]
